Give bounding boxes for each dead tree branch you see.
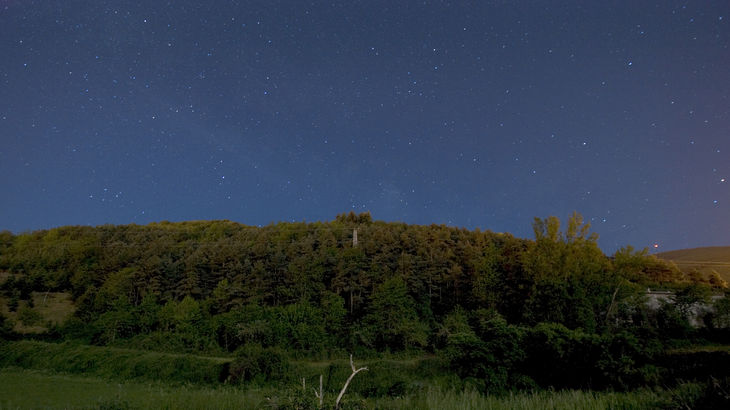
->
[335,354,368,409]
[312,374,323,408]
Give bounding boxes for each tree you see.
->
[711,296,730,328]
[522,213,609,329]
[359,277,428,350]
[674,283,711,319]
[92,296,136,344]
[320,291,347,345]
[0,312,15,340]
[709,271,728,289]
[524,212,604,281]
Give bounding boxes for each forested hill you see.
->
[4,211,730,393]
[0,213,677,334]
[1,212,536,320]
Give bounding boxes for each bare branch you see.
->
[313,374,323,408]
[319,374,323,407]
[335,354,368,409]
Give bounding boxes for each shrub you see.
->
[0,340,228,385]
[228,344,289,384]
[439,308,527,393]
[0,312,14,339]
[17,305,43,326]
[596,331,662,389]
[521,322,601,389]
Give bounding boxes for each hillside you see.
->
[657,246,730,263]
[2,213,730,402]
[657,246,730,284]
[0,212,687,340]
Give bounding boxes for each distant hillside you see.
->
[657,246,730,283]
[657,247,730,263]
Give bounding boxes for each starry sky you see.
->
[1,1,728,253]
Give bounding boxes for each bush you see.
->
[228,344,289,384]
[596,331,662,389]
[17,305,43,326]
[520,322,601,389]
[659,349,730,383]
[0,313,14,339]
[439,308,527,393]
[0,340,228,385]
[652,301,694,339]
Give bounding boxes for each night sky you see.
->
[1,1,728,253]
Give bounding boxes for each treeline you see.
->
[1,212,729,392]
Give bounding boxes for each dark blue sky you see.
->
[1,1,728,252]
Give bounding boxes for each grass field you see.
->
[0,367,668,410]
[0,340,676,409]
[0,367,267,409]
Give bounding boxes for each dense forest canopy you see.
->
[1,212,728,391]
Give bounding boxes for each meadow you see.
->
[0,367,673,410]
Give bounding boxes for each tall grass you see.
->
[0,367,268,409]
[0,367,669,410]
[0,340,708,409]
[368,386,665,410]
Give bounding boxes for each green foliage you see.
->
[16,305,44,327]
[595,331,663,389]
[335,211,373,224]
[359,277,429,350]
[674,283,712,317]
[614,246,684,284]
[0,367,671,410]
[0,312,14,339]
[136,292,161,333]
[91,297,137,345]
[683,377,730,409]
[369,385,666,410]
[0,340,229,385]
[8,292,19,312]
[320,291,347,342]
[711,297,730,329]
[213,305,275,351]
[659,348,730,384]
[2,213,725,394]
[520,213,614,332]
[438,308,484,375]
[94,268,137,311]
[439,308,527,393]
[228,344,289,384]
[521,323,601,389]
[0,367,259,409]
[274,301,328,352]
[653,301,694,339]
